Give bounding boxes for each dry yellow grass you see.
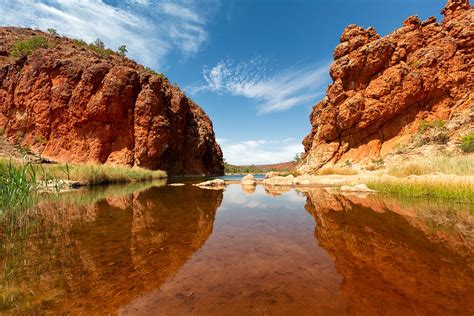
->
[0,158,167,185]
[388,154,474,177]
[316,166,358,176]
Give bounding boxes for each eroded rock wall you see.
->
[0,27,224,175]
[300,0,473,172]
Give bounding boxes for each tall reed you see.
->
[0,160,39,234]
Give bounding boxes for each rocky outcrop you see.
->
[300,0,473,172]
[0,27,224,175]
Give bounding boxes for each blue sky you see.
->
[0,0,445,164]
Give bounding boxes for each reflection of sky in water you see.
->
[218,185,305,211]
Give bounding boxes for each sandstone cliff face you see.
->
[0,27,224,175]
[300,0,473,172]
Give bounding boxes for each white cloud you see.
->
[0,0,217,68]
[189,58,330,113]
[222,138,303,165]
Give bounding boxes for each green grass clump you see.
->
[0,160,37,213]
[88,44,114,56]
[144,67,166,79]
[10,36,49,58]
[72,38,87,47]
[0,160,39,233]
[418,119,446,134]
[367,178,473,203]
[460,133,474,153]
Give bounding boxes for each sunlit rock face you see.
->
[0,27,224,175]
[300,0,473,172]
[304,189,474,315]
[0,183,222,314]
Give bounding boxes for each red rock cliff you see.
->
[300,0,473,172]
[0,27,224,175]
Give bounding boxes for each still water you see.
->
[1,181,473,315]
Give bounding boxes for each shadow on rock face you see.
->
[304,188,474,315]
[0,182,223,314]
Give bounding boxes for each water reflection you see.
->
[120,185,345,315]
[0,182,222,314]
[1,183,473,315]
[240,184,256,195]
[303,188,474,315]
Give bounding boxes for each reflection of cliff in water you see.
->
[304,189,474,315]
[0,183,222,314]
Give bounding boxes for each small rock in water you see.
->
[241,174,256,185]
[193,179,225,189]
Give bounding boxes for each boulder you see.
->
[241,174,257,185]
[262,175,295,186]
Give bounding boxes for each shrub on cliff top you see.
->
[117,44,127,56]
[10,36,49,57]
[72,38,87,47]
[144,67,166,79]
[47,28,59,36]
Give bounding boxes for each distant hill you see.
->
[224,161,296,174]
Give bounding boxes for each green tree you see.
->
[93,38,105,49]
[117,44,127,56]
[47,28,59,36]
[293,152,303,163]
